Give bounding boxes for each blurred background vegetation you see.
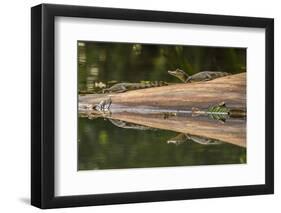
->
[78,41,246,170]
[78,41,246,93]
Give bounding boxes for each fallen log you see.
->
[79,72,246,147]
[79,73,246,109]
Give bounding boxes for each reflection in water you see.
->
[108,119,155,131]
[78,117,246,170]
[167,133,223,145]
[78,99,247,170]
[78,41,247,170]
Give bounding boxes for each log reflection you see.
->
[108,112,245,148]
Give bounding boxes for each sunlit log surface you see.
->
[80,73,246,109]
[79,73,246,147]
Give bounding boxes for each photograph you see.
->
[77,41,247,170]
[30,3,274,209]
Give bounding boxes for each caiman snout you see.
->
[168,69,180,75]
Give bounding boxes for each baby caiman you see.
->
[103,81,168,93]
[168,68,230,83]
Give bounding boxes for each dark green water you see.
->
[78,41,246,170]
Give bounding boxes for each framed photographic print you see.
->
[31,3,274,209]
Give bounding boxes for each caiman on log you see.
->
[102,69,231,93]
[168,68,230,83]
[102,81,168,93]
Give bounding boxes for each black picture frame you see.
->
[31,3,274,209]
